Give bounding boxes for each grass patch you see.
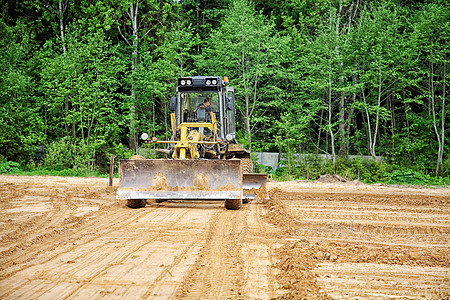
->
[1,161,115,178]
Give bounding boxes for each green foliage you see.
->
[385,169,450,187]
[7,165,110,178]
[200,0,291,148]
[0,20,44,163]
[44,137,96,171]
[0,161,21,174]
[270,155,390,184]
[112,143,134,160]
[0,1,448,182]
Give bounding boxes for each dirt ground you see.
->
[0,175,448,299]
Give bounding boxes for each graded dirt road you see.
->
[0,175,448,299]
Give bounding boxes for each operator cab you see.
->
[180,92,219,123]
[170,76,236,142]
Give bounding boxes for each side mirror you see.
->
[170,96,177,112]
[226,97,234,110]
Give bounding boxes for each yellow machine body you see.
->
[116,76,267,210]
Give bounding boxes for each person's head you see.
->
[204,97,211,106]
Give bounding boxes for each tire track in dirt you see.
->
[1,188,88,253]
[175,207,246,299]
[269,189,449,248]
[265,186,450,299]
[0,176,253,299]
[175,197,283,299]
[141,230,203,298]
[240,199,280,299]
[0,200,123,278]
[2,176,448,299]
[0,181,223,300]
[0,181,116,274]
[0,202,206,299]
[0,204,156,298]
[62,205,194,299]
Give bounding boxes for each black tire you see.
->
[225,198,242,210]
[127,199,147,208]
[241,158,253,204]
[241,158,253,174]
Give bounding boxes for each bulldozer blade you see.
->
[117,159,242,200]
[243,173,268,200]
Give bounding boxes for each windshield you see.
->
[179,92,219,122]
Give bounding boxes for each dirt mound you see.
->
[317,174,347,183]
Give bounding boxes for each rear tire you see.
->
[225,198,242,210]
[127,199,147,208]
[241,158,253,174]
[241,158,253,204]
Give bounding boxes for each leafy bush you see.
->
[44,137,74,170]
[0,161,21,173]
[268,154,450,186]
[44,137,97,171]
[384,169,450,186]
[442,159,450,177]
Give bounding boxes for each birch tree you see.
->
[412,4,449,175]
[351,5,404,158]
[201,0,288,149]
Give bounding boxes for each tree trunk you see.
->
[58,1,67,55]
[361,87,373,157]
[241,27,251,149]
[336,0,347,157]
[338,94,347,156]
[371,69,382,158]
[58,1,70,135]
[317,109,324,154]
[430,61,446,175]
[328,64,336,165]
[129,2,139,153]
[439,62,446,173]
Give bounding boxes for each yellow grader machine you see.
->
[116,76,267,210]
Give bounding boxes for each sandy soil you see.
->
[0,175,448,299]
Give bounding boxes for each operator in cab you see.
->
[196,97,212,113]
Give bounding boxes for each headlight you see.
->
[180,79,186,86]
[206,79,211,85]
[226,134,233,141]
[186,79,192,85]
[212,79,217,85]
[141,133,149,140]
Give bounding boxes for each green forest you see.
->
[0,0,449,183]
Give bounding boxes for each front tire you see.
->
[127,199,147,209]
[241,158,253,204]
[225,198,242,210]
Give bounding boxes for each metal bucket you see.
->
[117,159,242,200]
[243,173,269,200]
